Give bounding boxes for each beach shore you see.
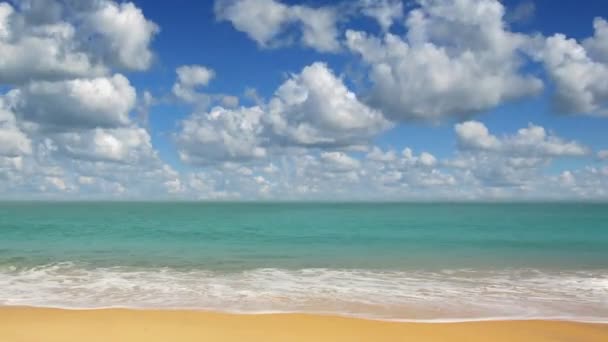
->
[1,307,607,342]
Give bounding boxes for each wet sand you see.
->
[1,307,607,342]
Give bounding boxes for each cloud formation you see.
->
[455,121,589,157]
[10,74,136,130]
[0,0,174,199]
[177,105,267,163]
[215,0,340,52]
[266,62,390,147]
[0,1,158,85]
[1,0,607,200]
[346,0,543,121]
[176,62,389,163]
[534,26,608,116]
[172,65,216,103]
[0,99,31,157]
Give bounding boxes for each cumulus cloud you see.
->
[83,1,159,71]
[0,2,105,84]
[175,65,215,88]
[358,0,403,31]
[455,121,589,157]
[363,147,454,191]
[446,121,592,192]
[177,106,267,163]
[583,18,608,64]
[0,1,158,85]
[215,0,607,119]
[0,0,168,198]
[176,62,389,163]
[345,0,543,122]
[172,65,215,103]
[366,146,397,163]
[10,74,136,130]
[0,99,31,157]
[2,0,607,200]
[266,62,390,147]
[505,124,589,157]
[215,0,340,52]
[533,23,608,115]
[362,146,454,192]
[214,0,287,47]
[50,127,157,164]
[320,151,361,172]
[454,121,501,150]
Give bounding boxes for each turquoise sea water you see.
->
[1,202,607,321]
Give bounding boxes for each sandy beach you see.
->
[0,307,606,342]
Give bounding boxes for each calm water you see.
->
[1,202,607,321]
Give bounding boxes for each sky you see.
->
[1,0,608,200]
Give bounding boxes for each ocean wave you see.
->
[1,262,607,322]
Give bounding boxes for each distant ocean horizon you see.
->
[1,202,607,322]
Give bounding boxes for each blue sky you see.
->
[0,0,607,199]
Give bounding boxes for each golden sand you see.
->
[1,307,607,341]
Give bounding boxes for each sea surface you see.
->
[1,202,607,321]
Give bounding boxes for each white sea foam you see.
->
[1,263,607,322]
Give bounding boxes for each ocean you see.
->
[1,202,607,321]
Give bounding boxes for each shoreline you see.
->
[3,305,608,324]
[1,307,607,342]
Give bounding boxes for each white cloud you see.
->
[177,62,389,163]
[533,32,608,115]
[0,1,175,199]
[215,0,288,47]
[583,18,608,64]
[0,2,105,84]
[418,152,438,167]
[176,65,215,87]
[45,176,70,192]
[83,1,159,70]
[399,148,439,168]
[506,124,589,157]
[0,3,12,37]
[366,146,397,163]
[320,151,361,172]
[2,0,608,201]
[455,121,589,157]
[288,5,340,52]
[358,0,403,31]
[172,65,215,103]
[446,121,593,193]
[546,166,608,199]
[0,124,31,157]
[455,121,501,150]
[266,62,390,147]
[0,99,31,156]
[363,146,453,193]
[345,0,542,121]
[11,74,136,130]
[177,106,267,163]
[215,0,340,52]
[0,1,158,85]
[51,127,156,164]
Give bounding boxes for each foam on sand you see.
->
[1,262,607,322]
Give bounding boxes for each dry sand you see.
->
[1,307,607,341]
